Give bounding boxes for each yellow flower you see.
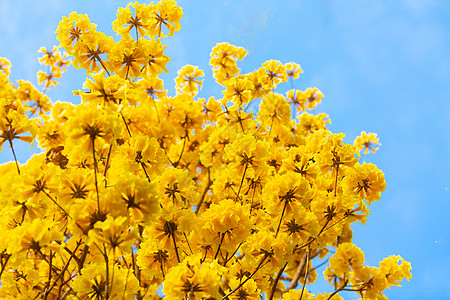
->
[282,288,314,300]
[157,167,195,208]
[55,11,96,52]
[12,218,64,256]
[73,262,139,299]
[354,131,381,154]
[37,69,61,89]
[222,76,253,106]
[201,199,252,255]
[258,92,291,130]
[16,80,52,115]
[64,102,122,156]
[326,242,365,278]
[71,30,114,74]
[227,277,260,300]
[342,162,386,204]
[175,65,204,96]
[263,172,313,236]
[109,38,147,79]
[210,42,247,84]
[261,59,288,89]
[378,255,412,288]
[0,57,11,76]
[53,50,71,72]
[138,76,167,100]
[105,172,161,224]
[296,112,330,136]
[0,109,36,152]
[89,215,137,256]
[303,87,324,110]
[75,71,128,107]
[286,89,306,112]
[285,62,303,80]
[316,132,358,176]
[59,167,94,207]
[163,253,226,299]
[112,1,152,38]
[140,38,170,76]
[151,0,183,38]
[38,46,59,66]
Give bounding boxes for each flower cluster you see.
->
[0,1,411,299]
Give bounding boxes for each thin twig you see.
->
[275,201,288,238]
[91,137,100,212]
[103,144,113,187]
[8,140,20,175]
[268,262,288,300]
[299,245,310,299]
[222,253,269,299]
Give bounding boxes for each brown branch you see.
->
[43,241,82,298]
[299,245,310,300]
[195,167,212,214]
[327,280,348,300]
[268,262,288,300]
[286,252,307,291]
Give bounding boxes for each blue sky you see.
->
[1,0,450,298]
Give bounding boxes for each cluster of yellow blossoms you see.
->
[0,1,409,299]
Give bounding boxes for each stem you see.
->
[103,244,110,299]
[295,217,332,251]
[184,232,193,255]
[97,56,111,76]
[120,111,132,138]
[334,165,339,197]
[268,262,288,300]
[235,164,248,203]
[140,162,151,182]
[91,137,100,212]
[171,232,181,263]
[223,242,242,267]
[43,241,82,298]
[0,253,11,280]
[222,253,269,299]
[322,215,349,234]
[327,280,348,300]
[8,139,20,175]
[299,245,310,300]
[290,78,296,119]
[249,186,257,215]
[60,284,74,300]
[174,135,187,168]
[44,251,53,299]
[286,252,307,291]
[275,201,288,238]
[103,144,113,187]
[214,232,226,260]
[236,110,245,133]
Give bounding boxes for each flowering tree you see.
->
[0,1,411,299]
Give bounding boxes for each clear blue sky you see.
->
[1,1,450,298]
